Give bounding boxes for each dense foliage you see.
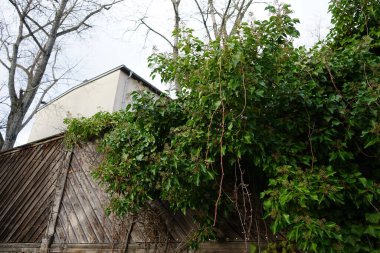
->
[65,1,380,252]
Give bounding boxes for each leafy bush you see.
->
[65,2,380,252]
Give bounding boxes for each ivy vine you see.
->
[65,2,380,252]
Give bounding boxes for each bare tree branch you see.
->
[194,0,212,41]
[7,19,24,104]
[57,0,124,37]
[18,8,46,51]
[219,0,233,38]
[23,16,52,38]
[7,1,44,51]
[21,49,77,129]
[230,0,255,36]
[140,18,174,48]
[171,0,181,57]
[0,59,10,70]
[16,64,31,77]
[1,42,12,63]
[208,0,219,38]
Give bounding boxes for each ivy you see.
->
[65,2,380,252]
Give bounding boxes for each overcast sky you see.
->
[64,0,331,86]
[13,0,332,146]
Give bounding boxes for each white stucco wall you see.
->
[113,71,152,111]
[28,69,154,142]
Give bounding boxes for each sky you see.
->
[55,0,331,89]
[7,0,332,146]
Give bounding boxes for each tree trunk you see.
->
[171,0,181,92]
[2,103,24,151]
[0,132,4,149]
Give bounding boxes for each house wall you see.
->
[113,71,152,111]
[28,69,151,142]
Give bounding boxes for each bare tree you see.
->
[129,0,266,91]
[135,0,268,43]
[0,0,122,151]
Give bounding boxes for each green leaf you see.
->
[136,154,144,161]
[255,89,264,97]
[283,213,291,224]
[366,213,380,224]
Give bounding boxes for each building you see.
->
[29,65,161,142]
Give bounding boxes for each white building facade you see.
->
[29,65,160,142]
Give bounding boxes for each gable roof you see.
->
[37,65,162,112]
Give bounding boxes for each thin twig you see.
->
[214,54,225,226]
[139,18,174,48]
[304,104,315,170]
[193,0,212,41]
[235,64,247,119]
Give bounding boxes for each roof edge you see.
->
[37,65,162,112]
[119,65,162,95]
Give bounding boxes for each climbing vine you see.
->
[65,2,380,252]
